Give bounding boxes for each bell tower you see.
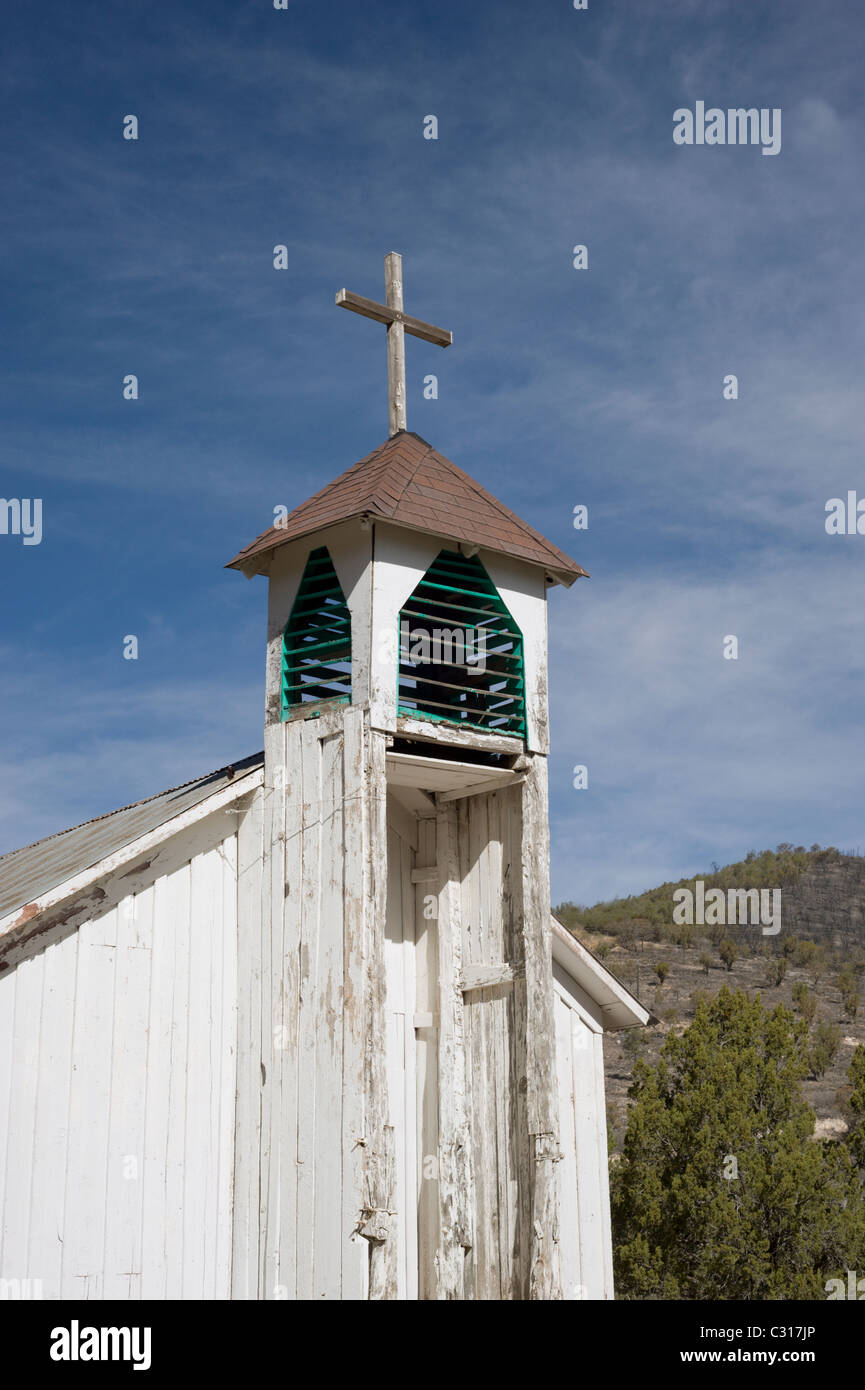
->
[226,258,587,1300]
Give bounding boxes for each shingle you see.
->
[226,431,588,584]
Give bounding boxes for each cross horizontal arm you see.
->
[336,288,452,348]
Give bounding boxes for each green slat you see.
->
[397,702,522,735]
[415,577,506,605]
[399,628,523,661]
[282,546,352,718]
[397,549,526,739]
[290,588,346,609]
[401,613,520,645]
[398,669,524,698]
[400,595,517,623]
[284,635,351,657]
[288,667,351,684]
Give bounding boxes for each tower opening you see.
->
[397,549,526,738]
[282,546,352,716]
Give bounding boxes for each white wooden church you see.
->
[0,256,648,1301]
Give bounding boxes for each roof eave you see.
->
[551,914,653,1030]
[0,764,265,948]
[227,512,587,585]
[547,566,589,589]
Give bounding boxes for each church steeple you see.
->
[223,259,587,1300]
[227,430,586,753]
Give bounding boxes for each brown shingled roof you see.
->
[226,432,588,586]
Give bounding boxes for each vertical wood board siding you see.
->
[0,814,239,1300]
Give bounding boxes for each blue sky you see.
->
[2,0,864,905]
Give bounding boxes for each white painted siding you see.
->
[413,813,439,1300]
[0,813,239,1300]
[554,973,615,1300]
[242,706,391,1302]
[458,784,530,1300]
[482,551,550,754]
[384,812,419,1300]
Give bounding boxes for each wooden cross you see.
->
[336,253,452,437]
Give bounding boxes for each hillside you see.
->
[554,845,865,1148]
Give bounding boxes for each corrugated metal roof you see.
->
[226,431,588,585]
[0,752,264,923]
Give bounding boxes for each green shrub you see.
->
[810,1021,841,1079]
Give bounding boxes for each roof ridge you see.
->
[375,434,436,515]
[364,432,425,517]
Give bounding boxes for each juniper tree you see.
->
[610,988,865,1299]
[846,1044,865,1171]
[792,981,817,1025]
[810,1021,841,1079]
[768,955,787,987]
[718,937,737,972]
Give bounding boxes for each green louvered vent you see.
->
[282,546,351,716]
[397,549,526,738]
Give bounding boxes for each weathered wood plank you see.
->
[295,721,322,1299]
[3,952,41,1287]
[341,705,369,1299]
[384,823,412,1298]
[61,904,118,1299]
[232,790,264,1298]
[518,758,562,1300]
[414,816,439,1300]
[593,1029,615,1299]
[260,718,285,1298]
[488,792,515,1297]
[313,730,346,1299]
[0,950,16,1278]
[394,717,522,756]
[363,725,398,1299]
[336,288,453,348]
[274,717,300,1300]
[25,930,77,1298]
[215,833,239,1298]
[182,850,217,1296]
[461,962,517,991]
[384,253,406,435]
[410,865,438,884]
[554,991,582,1301]
[505,785,531,1299]
[139,875,173,1299]
[387,788,419,851]
[434,802,473,1298]
[436,772,525,803]
[102,892,150,1299]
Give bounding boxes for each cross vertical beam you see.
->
[336,253,452,438]
[385,253,406,435]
